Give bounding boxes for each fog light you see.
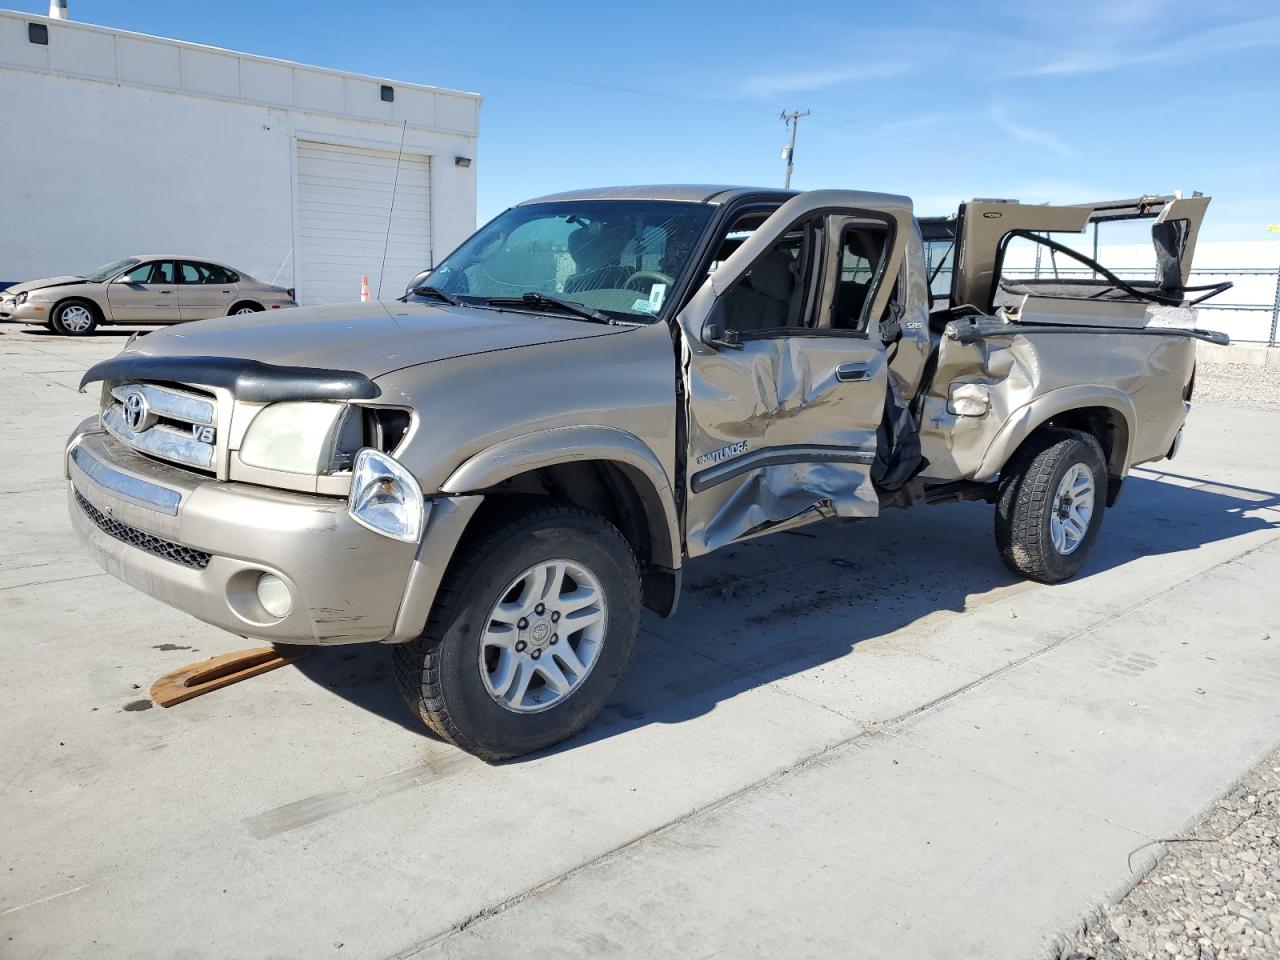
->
[256,573,292,619]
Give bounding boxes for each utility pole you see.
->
[780,109,810,189]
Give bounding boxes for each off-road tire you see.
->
[393,505,641,761]
[995,428,1107,584]
[50,299,100,336]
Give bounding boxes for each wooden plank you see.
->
[150,645,311,707]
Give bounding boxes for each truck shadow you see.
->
[293,471,1280,749]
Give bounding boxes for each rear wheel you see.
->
[393,505,641,760]
[995,429,1107,583]
[228,302,262,315]
[51,299,99,336]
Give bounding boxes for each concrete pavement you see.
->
[1,323,1277,959]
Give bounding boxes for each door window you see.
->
[718,217,819,335]
[180,262,211,284]
[122,262,157,284]
[149,261,176,285]
[831,224,890,331]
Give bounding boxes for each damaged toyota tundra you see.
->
[67,186,1230,759]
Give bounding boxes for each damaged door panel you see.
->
[676,190,916,556]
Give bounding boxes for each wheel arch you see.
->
[53,295,105,325]
[228,300,263,314]
[976,387,1135,505]
[440,427,682,613]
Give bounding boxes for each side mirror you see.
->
[699,299,744,351]
[404,268,432,297]
[702,323,744,351]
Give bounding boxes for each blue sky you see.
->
[16,0,1280,240]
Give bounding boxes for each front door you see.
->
[177,261,237,320]
[677,191,911,556]
[106,260,178,322]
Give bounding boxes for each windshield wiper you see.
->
[408,285,460,306]
[485,292,614,325]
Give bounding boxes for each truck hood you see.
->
[126,300,629,380]
[5,276,88,296]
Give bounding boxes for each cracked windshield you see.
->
[425,199,714,321]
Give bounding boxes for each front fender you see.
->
[973,385,1137,482]
[441,425,681,570]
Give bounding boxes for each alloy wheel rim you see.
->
[478,558,608,714]
[234,307,256,315]
[1050,462,1095,555]
[61,304,92,332]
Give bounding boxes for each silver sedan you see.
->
[0,256,297,335]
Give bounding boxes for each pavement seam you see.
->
[393,533,1280,959]
[387,730,869,960]
[876,532,1280,730]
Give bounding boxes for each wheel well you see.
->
[462,460,680,616]
[54,296,102,321]
[229,300,263,313]
[1033,406,1130,505]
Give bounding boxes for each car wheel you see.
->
[995,428,1107,584]
[51,300,99,336]
[228,302,263,315]
[393,505,641,761]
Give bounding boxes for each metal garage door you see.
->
[295,141,432,305]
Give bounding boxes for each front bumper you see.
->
[1,299,47,322]
[66,419,480,645]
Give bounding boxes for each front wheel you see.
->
[51,300,99,336]
[994,429,1107,584]
[393,505,641,760]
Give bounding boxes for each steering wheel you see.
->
[623,270,675,292]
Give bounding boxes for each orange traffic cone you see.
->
[360,275,371,302]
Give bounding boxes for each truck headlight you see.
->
[239,402,359,474]
[348,448,424,542]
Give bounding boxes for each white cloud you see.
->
[740,61,910,99]
[1031,14,1280,76]
[988,104,1073,157]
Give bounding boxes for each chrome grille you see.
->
[75,491,211,569]
[101,382,217,471]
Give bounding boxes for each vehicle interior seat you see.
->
[723,249,795,332]
[565,224,630,293]
[833,280,871,329]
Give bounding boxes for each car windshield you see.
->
[423,200,715,322]
[84,258,140,282]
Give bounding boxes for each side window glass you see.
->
[830,225,889,331]
[719,218,815,336]
[152,261,176,285]
[180,263,209,284]
[122,263,155,283]
[206,265,234,284]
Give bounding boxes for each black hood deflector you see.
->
[79,354,380,402]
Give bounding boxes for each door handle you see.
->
[157,289,172,295]
[836,363,872,382]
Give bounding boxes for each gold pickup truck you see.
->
[66,187,1229,758]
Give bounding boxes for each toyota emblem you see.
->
[123,391,149,432]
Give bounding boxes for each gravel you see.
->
[1192,363,1280,412]
[1059,744,1280,960]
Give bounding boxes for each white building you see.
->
[0,8,480,304]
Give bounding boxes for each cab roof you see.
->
[520,185,797,205]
